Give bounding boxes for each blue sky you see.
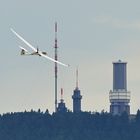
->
[1,0,140,114]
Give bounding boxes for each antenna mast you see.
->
[54,22,58,112]
[61,88,63,101]
[76,68,79,89]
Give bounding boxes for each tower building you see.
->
[57,88,67,113]
[109,60,130,115]
[72,69,82,113]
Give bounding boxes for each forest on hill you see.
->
[0,110,140,140]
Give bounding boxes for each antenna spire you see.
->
[55,22,57,45]
[55,22,57,33]
[76,68,79,89]
[61,88,63,101]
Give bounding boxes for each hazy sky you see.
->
[1,0,140,114]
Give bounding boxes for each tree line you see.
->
[0,109,140,140]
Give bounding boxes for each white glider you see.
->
[10,28,69,67]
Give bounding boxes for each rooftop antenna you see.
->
[61,88,64,102]
[54,22,58,112]
[76,68,79,89]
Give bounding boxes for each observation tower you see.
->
[109,60,130,115]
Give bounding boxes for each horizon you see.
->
[1,0,140,114]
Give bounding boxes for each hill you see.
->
[0,110,140,140]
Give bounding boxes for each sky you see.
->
[1,0,140,114]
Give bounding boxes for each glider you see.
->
[11,28,69,67]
